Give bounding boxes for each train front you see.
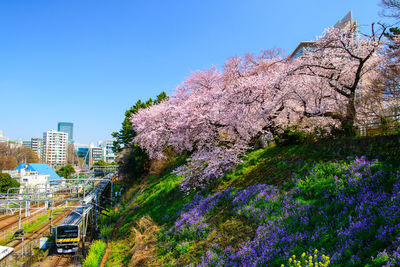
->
[55,225,80,253]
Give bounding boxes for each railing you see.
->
[358,115,400,136]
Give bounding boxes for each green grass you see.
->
[217,134,400,191]
[104,240,131,267]
[23,208,63,233]
[83,240,107,267]
[0,231,14,246]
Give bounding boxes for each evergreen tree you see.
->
[0,173,20,193]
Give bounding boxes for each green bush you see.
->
[83,240,106,267]
[100,225,113,239]
[295,162,344,200]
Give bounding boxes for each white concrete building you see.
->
[43,130,68,168]
[4,169,50,191]
[99,140,116,163]
[89,144,103,166]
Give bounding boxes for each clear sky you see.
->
[0,0,386,145]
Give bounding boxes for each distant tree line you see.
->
[0,142,40,171]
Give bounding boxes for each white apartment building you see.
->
[99,140,116,163]
[43,130,68,168]
[31,138,43,161]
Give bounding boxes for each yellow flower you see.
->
[302,252,306,258]
[289,258,292,263]
[281,264,284,267]
[314,249,318,254]
[293,255,296,259]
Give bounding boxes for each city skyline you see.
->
[0,1,384,144]
[0,127,112,147]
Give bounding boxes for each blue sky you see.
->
[0,0,385,144]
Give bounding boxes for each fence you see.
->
[358,115,400,136]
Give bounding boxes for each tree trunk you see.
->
[342,93,357,136]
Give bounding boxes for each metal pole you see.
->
[49,208,53,235]
[18,204,21,229]
[25,201,29,217]
[110,180,113,206]
[22,234,24,256]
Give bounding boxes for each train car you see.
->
[55,178,111,253]
[55,207,86,253]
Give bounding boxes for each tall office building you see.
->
[43,130,68,168]
[57,122,74,144]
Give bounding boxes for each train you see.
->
[55,206,90,253]
[55,177,111,253]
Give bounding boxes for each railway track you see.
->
[0,201,67,232]
[0,213,17,222]
[8,208,72,253]
[52,253,75,267]
[0,214,27,232]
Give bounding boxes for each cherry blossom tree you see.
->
[287,24,387,135]
[132,50,290,190]
[130,25,390,190]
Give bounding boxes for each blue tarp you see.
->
[14,163,64,184]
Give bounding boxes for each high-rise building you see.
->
[31,138,43,161]
[43,130,68,168]
[289,11,356,59]
[99,140,116,163]
[57,122,74,144]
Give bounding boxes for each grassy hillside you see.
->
[103,135,400,266]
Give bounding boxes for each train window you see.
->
[57,226,79,238]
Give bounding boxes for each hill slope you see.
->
[104,135,400,266]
